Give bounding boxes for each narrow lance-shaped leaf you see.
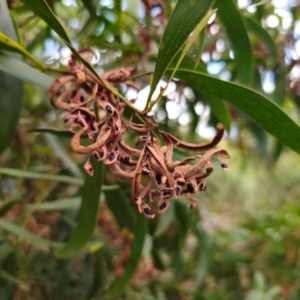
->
[172,69,300,155]
[0,53,53,89]
[81,0,98,17]
[0,32,46,69]
[0,166,117,190]
[216,0,253,85]
[0,70,23,153]
[0,0,23,154]
[250,0,271,7]
[273,57,287,106]
[0,219,61,251]
[171,8,217,80]
[104,186,136,231]
[0,168,83,186]
[27,127,73,137]
[27,197,81,211]
[194,26,206,70]
[56,158,104,258]
[146,8,217,113]
[0,269,29,290]
[147,0,214,105]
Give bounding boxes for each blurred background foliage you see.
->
[1,0,300,299]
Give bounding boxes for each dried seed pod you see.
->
[48,53,230,218]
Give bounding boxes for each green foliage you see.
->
[147,0,214,105]
[55,157,103,258]
[0,0,300,298]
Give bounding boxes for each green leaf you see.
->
[173,69,300,155]
[105,212,147,298]
[55,158,103,258]
[27,127,73,137]
[217,0,253,85]
[161,8,217,107]
[246,119,268,158]
[273,58,287,106]
[0,71,22,153]
[20,0,71,44]
[104,186,136,231]
[0,166,117,191]
[0,168,84,185]
[193,228,211,286]
[197,90,231,132]
[271,142,283,164]
[81,0,98,17]
[0,269,30,290]
[0,242,14,264]
[43,132,84,179]
[147,0,214,103]
[249,0,271,7]
[27,197,81,211]
[194,27,206,70]
[154,203,174,237]
[0,1,23,154]
[0,53,53,88]
[0,0,19,45]
[0,32,45,69]
[244,16,277,68]
[0,219,61,251]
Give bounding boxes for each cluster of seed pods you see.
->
[49,52,230,218]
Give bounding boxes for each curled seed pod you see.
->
[48,57,231,218]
